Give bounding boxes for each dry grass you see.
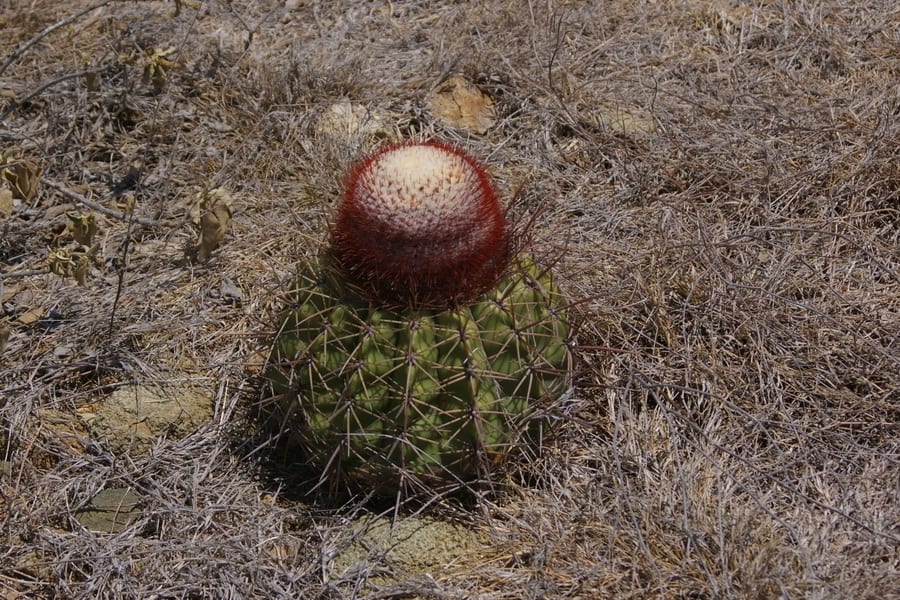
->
[1,0,898,598]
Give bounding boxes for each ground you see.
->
[1,0,898,598]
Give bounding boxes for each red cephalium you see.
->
[331,140,510,306]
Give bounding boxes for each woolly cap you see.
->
[331,140,510,306]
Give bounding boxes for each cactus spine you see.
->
[267,140,571,494]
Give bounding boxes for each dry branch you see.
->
[42,179,160,227]
[0,0,116,77]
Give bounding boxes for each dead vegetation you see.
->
[1,0,897,597]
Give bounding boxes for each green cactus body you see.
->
[267,256,570,492]
[266,140,571,494]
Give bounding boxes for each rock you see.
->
[74,487,142,533]
[593,105,656,136]
[328,515,489,588]
[426,74,497,134]
[82,384,212,456]
[314,101,389,140]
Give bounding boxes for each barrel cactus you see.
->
[266,140,571,495]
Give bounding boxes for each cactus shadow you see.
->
[229,384,513,514]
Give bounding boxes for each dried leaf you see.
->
[47,247,74,278]
[0,324,9,354]
[74,254,93,287]
[142,46,179,93]
[45,202,77,220]
[196,204,232,263]
[17,308,42,326]
[85,71,101,92]
[0,187,12,218]
[67,212,98,246]
[189,187,233,263]
[426,74,497,134]
[1,159,42,201]
[188,186,232,222]
[47,245,97,286]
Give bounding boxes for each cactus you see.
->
[266,141,571,494]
